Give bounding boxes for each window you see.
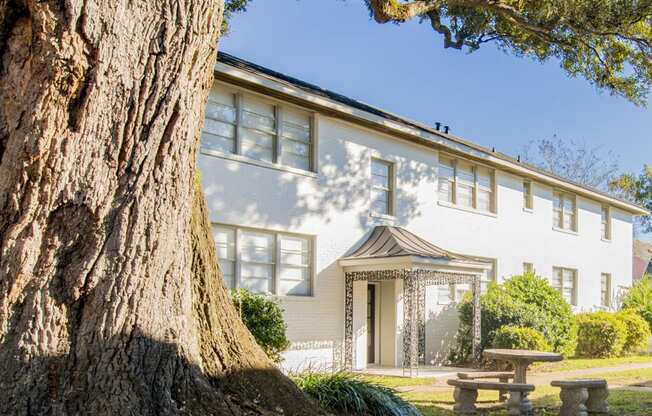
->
[552,267,577,305]
[601,205,611,240]
[553,191,577,231]
[370,159,394,216]
[601,273,612,308]
[523,180,533,210]
[438,154,495,213]
[523,262,534,274]
[213,225,313,296]
[202,84,315,171]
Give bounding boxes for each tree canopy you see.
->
[523,137,619,190]
[610,165,652,233]
[365,0,652,106]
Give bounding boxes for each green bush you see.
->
[616,310,651,354]
[622,275,652,332]
[451,274,577,362]
[231,288,291,363]
[492,326,552,352]
[576,312,627,358]
[292,371,419,416]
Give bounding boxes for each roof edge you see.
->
[215,52,648,216]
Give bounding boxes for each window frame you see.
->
[552,190,578,232]
[523,180,534,211]
[201,83,318,174]
[437,153,497,214]
[523,262,535,274]
[213,223,315,297]
[601,205,612,241]
[370,157,396,218]
[600,273,612,308]
[551,266,578,306]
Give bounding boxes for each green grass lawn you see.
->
[366,366,652,415]
[531,354,652,373]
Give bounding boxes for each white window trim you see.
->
[523,180,534,212]
[601,205,612,242]
[552,190,578,233]
[552,266,578,306]
[523,262,535,275]
[437,152,497,215]
[215,223,316,298]
[202,82,319,174]
[600,273,612,308]
[370,157,396,218]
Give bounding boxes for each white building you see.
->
[198,53,647,373]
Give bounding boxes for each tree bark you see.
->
[0,1,323,414]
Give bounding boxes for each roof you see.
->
[341,225,485,264]
[215,52,648,215]
[634,240,652,280]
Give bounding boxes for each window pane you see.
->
[240,274,272,294]
[240,129,274,163]
[438,180,453,203]
[563,212,575,230]
[457,184,473,207]
[553,209,562,228]
[552,268,563,289]
[280,138,310,170]
[523,181,532,209]
[439,157,454,180]
[371,189,389,215]
[240,231,274,263]
[214,226,236,289]
[279,235,311,296]
[371,160,390,178]
[477,189,492,212]
[457,161,474,186]
[554,192,563,210]
[477,167,492,189]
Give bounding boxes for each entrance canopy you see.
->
[339,226,491,375]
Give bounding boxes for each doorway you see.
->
[367,284,377,364]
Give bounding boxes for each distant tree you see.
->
[365,0,652,106]
[610,166,652,233]
[523,137,619,189]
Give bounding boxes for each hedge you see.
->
[616,310,651,354]
[492,326,552,352]
[231,288,291,363]
[622,275,652,332]
[576,312,627,358]
[451,273,577,362]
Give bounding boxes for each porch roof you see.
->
[340,226,487,267]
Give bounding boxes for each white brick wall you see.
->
[199,80,636,371]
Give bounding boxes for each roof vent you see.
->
[435,122,441,131]
[444,125,450,134]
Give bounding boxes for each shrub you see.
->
[616,310,651,354]
[231,288,291,363]
[451,273,577,362]
[622,275,652,332]
[576,312,627,358]
[492,326,552,352]
[292,371,419,416]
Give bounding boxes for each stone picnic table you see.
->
[483,349,563,384]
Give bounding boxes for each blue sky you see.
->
[221,0,651,239]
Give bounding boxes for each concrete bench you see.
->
[447,379,535,415]
[457,372,515,401]
[551,379,608,416]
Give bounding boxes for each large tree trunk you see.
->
[0,1,322,414]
